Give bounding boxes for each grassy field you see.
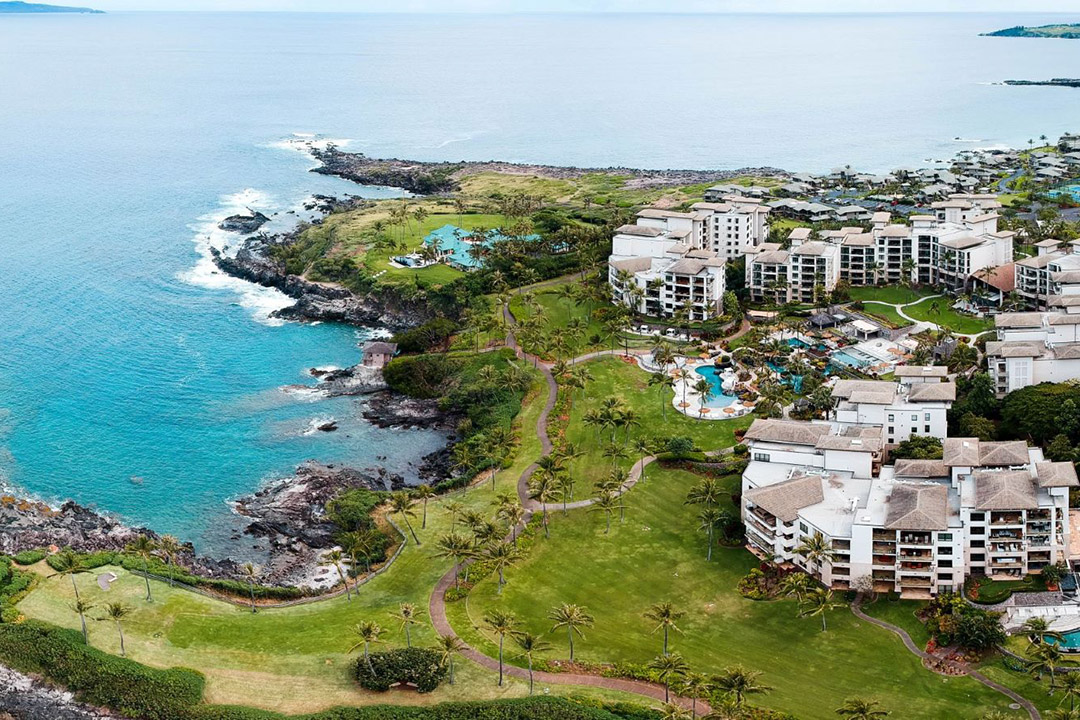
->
[901,298,995,335]
[456,466,1020,720]
[859,302,908,328]
[14,373,652,714]
[848,286,935,305]
[560,357,753,490]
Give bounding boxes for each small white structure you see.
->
[986,310,1080,395]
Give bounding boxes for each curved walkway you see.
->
[851,595,1040,720]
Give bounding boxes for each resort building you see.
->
[1015,239,1080,309]
[829,374,955,445]
[986,310,1080,396]
[740,417,1077,598]
[361,341,398,369]
[688,197,771,261]
[608,215,726,321]
[744,231,839,304]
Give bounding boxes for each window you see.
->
[971,512,985,522]
[924,413,931,422]
[925,425,931,433]
[888,414,894,422]
[938,533,953,541]
[971,540,985,548]
[939,559,953,568]
[753,452,770,462]
[971,553,985,562]
[911,414,918,422]
[799,523,808,533]
[970,525,984,535]
[938,547,952,556]
[938,572,953,581]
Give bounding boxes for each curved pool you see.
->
[694,366,738,409]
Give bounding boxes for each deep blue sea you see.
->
[3,11,1080,554]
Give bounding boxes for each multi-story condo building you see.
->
[608,214,726,321]
[689,197,771,261]
[986,309,1080,395]
[830,373,955,445]
[744,232,839,304]
[741,417,1076,598]
[1015,239,1080,308]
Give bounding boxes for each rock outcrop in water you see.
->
[0,497,151,555]
[218,210,270,234]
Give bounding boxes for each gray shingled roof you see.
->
[985,341,1043,359]
[974,470,1038,510]
[907,382,957,402]
[885,483,949,530]
[744,419,832,446]
[832,379,897,401]
[610,257,652,273]
[943,437,981,467]
[893,366,949,378]
[994,313,1047,329]
[616,224,664,237]
[363,341,398,355]
[1036,462,1080,488]
[744,473,824,523]
[893,459,949,478]
[979,441,1030,466]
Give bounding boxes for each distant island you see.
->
[1004,78,1080,88]
[983,23,1080,38]
[0,1,102,12]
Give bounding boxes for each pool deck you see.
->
[637,355,755,421]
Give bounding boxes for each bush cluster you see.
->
[0,557,34,622]
[0,620,204,719]
[354,647,448,693]
[11,548,47,565]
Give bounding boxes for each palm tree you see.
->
[1028,641,1065,688]
[321,549,352,601]
[415,484,435,529]
[548,603,594,662]
[799,588,843,632]
[50,549,88,601]
[498,502,526,545]
[698,507,723,561]
[779,572,815,603]
[343,528,378,576]
[348,621,383,674]
[648,652,690,703]
[442,500,465,530]
[632,437,653,483]
[240,562,260,613]
[644,602,685,656]
[389,492,421,545]
[392,602,422,648]
[156,535,181,587]
[102,602,132,657]
[590,492,623,534]
[685,477,722,507]
[836,698,889,719]
[660,703,692,720]
[795,532,836,577]
[484,610,518,687]
[712,666,771,708]
[126,535,157,602]
[1050,708,1080,720]
[602,442,628,468]
[673,368,692,407]
[513,631,552,695]
[434,533,474,588]
[678,672,711,717]
[693,377,714,417]
[71,599,94,645]
[484,541,522,594]
[435,633,465,685]
[1057,672,1080,712]
[649,372,674,419]
[1022,617,1063,647]
[528,473,559,539]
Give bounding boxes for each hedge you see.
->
[354,647,447,693]
[191,697,649,720]
[11,548,48,565]
[0,620,205,719]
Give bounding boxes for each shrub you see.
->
[0,620,204,719]
[194,696,643,719]
[11,549,47,565]
[354,647,448,693]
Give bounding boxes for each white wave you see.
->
[266,133,353,154]
[301,416,337,436]
[950,137,985,143]
[280,384,327,401]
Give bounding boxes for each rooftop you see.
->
[884,483,949,531]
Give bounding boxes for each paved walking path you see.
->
[851,595,1041,720]
[861,294,994,343]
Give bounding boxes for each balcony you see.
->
[991,512,1024,526]
[872,570,896,580]
[898,532,932,546]
[900,577,933,588]
[872,542,896,554]
[833,539,851,551]
[873,530,896,542]
[898,549,933,560]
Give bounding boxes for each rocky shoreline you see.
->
[0,664,117,720]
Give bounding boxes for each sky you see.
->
[70,0,1080,13]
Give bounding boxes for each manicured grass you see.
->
[458,465,1018,720]
[509,285,608,357]
[968,576,1047,605]
[859,302,907,328]
[848,286,935,305]
[901,298,994,335]
[859,598,931,647]
[561,357,753,490]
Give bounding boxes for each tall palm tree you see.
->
[712,665,771,708]
[498,502,526,545]
[1057,672,1080,712]
[685,478,722,508]
[673,368,692,407]
[779,572,815,603]
[836,698,889,719]
[50,549,88,601]
[442,500,465,531]
[698,507,723,561]
[602,442,628,469]
[415,485,435,529]
[71,599,94,645]
[678,672,711,717]
[590,492,623,534]
[484,610,518,687]
[321,549,352,601]
[633,436,653,482]
[392,602,422,648]
[794,532,836,577]
[548,603,594,662]
[240,562,259,613]
[648,372,673,419]
[348,621,383,674]
[1022,617,1062,647]
[343,528,378,576]
[528,473,559,539]
[156,535,182,587]
[434,533,474,588]
[102,602,132,657]
[513,631,552,695]
[126,535,157,602]
[435,632,465,685]
[799,588,842,632]
[1028,641,1065,688]
[644,602,685,656]
[648,652,690,703]
[693,377,714,417]
[484,541,522,594]
[389,492,421,545]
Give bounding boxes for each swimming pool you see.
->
[1049,184,1080,203]
[1049,630,1080,651]
[831,348,877,368]
[786,338,809,349]
[694,366,738,409]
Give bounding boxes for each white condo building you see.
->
[986,310,1080,396]
[1015,239,1080,309]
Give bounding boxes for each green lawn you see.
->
[509,284,608,357]
[859,302,907,328]
[457,466,1020,720]
[859,598,931,647]
[848,286,935,305]
[561,357,753,490]
[901,298,994,335]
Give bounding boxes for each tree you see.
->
[1046,433,1076,463]
[156,535,181,587]
[890,435,943,460]
[799,588,842,632]
[72,599,94,645]
[434,533,474,588]
[548,603,594,662]
[633,436,654,482]
[1028,641,1065,688]
[415,485,435,529]
[50,549,88,601]
[644,602,685,656]
[321,549,353,602]
[712,666,771,708]
[349,621,384,674]
[435,633,464,685]
[389,492,421,545]
[957,412,995,441]
[484,610,518,687]
[693,377,714,417]
[779,572,815,602]
[678,672,711,717]
[836,698,890,719]
[513,631,552,695]
[393,602,422,648]
[483,540,522,594]
[1058,672,1080,712]
[240,562,259,613]
[648,653,690,703]
[126,535,157,602]
[955,607,1006,651]
[102,602,132,657]
[685,477,722,507]
[528,473,559,539]
[590,492,624,534]
[650,372,674,420]
[1022,617,1061,647]
[698,507,722,561]
[794,532,836,576]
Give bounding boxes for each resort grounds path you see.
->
[850,595,1041,720]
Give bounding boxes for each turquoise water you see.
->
[1050,631,1080,650]
[694,367,737,409]
[832,349,874,368]
[4,11,1080,554]
[1050,184,1080,202]
[423,224,540,269]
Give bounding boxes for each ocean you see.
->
[2,10,1079,554]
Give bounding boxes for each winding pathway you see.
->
[851,595,1041,720]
